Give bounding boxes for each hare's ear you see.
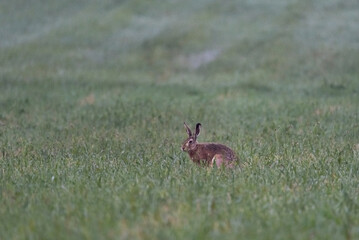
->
[195,123,201,139]
[184,122,192,136]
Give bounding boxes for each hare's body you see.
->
[187,143,237,167]
[182,122,238,168]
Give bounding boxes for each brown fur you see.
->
[182,122,238,167]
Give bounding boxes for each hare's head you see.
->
[181,122,201,152]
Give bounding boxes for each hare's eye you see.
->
[189,139,193,144]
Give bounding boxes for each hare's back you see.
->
[202,143,237,160]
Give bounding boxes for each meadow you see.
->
[1,0,359,239]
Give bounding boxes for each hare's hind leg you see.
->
[211,154,224,168]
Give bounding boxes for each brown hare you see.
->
[181,122,238,168]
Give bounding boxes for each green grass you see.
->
[1,0,359,239]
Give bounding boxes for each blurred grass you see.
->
[1,0,359,239]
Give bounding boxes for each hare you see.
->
[181,122,238,168]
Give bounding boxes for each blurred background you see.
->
[1,0,358,135]
[1,0,359,149]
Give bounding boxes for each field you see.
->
[1,0,359,239]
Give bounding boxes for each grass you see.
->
[1,0,359,239]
